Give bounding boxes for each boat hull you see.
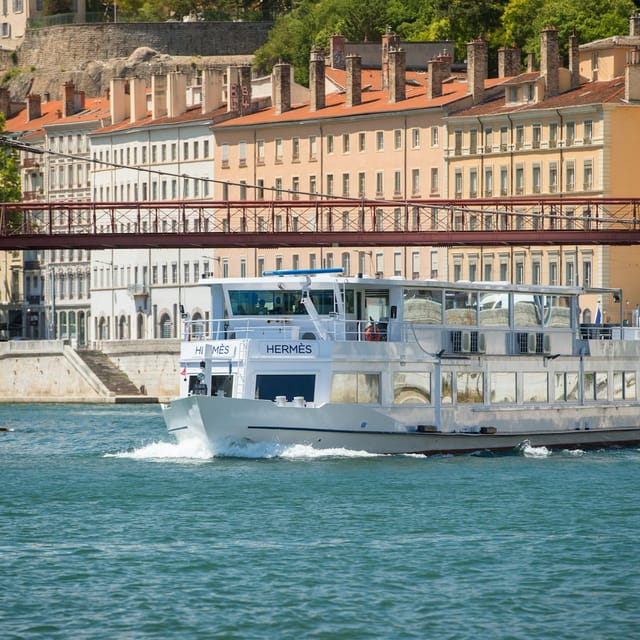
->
[162,395,640,455]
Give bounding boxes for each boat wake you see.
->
[211,439,380,459]
[106,438,379,461]
[105,438,214,461]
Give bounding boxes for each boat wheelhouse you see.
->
[162,269,640,455]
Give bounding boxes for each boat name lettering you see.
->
[210,344,231,356]
[266,343,314,355]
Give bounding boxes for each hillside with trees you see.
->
[253,0,640,85]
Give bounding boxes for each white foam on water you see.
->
[521,442,552,458]
[212,439,380,459]
[105,437,214,461]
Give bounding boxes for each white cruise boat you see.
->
[161,268,640,455]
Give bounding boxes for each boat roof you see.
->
[199,269,598,297]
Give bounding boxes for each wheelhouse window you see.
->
[228,289,338,315]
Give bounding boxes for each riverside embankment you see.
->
[0,339,180,403]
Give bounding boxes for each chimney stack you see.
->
[498,45,521,78]
[346,54,362,107]
[540,26,560,98]
[527,52,535,72]
[625,47,640,101]
[436,52,452,78]
[630,14,640,36]
[26,94,42,121]
[272,63,291,115]
[62,81,75,118]
[110,78,129,124]
[0,87,10,117]
[388,48,406,103]
[151,74,167,120]
[330,34,346,70]
[467,38,488,105]
[309,49,325,112]
[381,29,400,90]
[167,71,187,118]
[202,67,224,113]
[130,77,147,123]
[427,58,447,99]
[569,29,580,89]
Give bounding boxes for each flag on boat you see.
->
[595,304,602,325]
[180,366,186,377]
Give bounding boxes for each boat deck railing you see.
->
[182,318,639,345]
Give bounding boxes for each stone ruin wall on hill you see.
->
[0,21,272,100]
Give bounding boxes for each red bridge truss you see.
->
[2,197,640,250]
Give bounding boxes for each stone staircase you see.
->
[76,350,143,397]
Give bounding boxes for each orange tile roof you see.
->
[92,103,229,136]
[325,66,428,92]
[215,77,508,129]
[5,96,111,138]
[447,78,626,118]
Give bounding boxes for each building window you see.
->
[583,160,593,191]
[430,168,439,194]
[376,171,384,197]
[342,134,350,153]
[275,138,283,162]
[549,163,558,193]
[292,137,300,161]
[484,167,493,197]
[327,135,334,154]
[411,169,420,196]
[566,162,575,192]
[532,164,541,194]
[359,132,366,152]
[454,130,462,155]
[393,170,402,196]
[469,129,477,154]
[342,173,350,196]
[358,172,366,197]
[431,126,439,147]
[376,131,384,151]
[500,167,508,196]
[326,174,334,196]
[221,144,229,168]
[469,169,478,198]
[454,170,463,198]
[238,141,247,167]
[515,125,524,150]
[484,127,493,153]
[309,135,317,160]
[411,128,420,149]
[394,129,402,150]
[565,122,575,146]
[532,125,541,149]
[257,139,265,164]
[583,120,593,144]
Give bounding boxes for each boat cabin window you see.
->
[393,372,430,404]
[445,291,476,326]
[255,374,315,402]
[228,289,337,316]
[330,372,381,404]
[544,295,571,327]
[403,289,442,324]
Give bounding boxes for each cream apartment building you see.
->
[212,36,506,281]
[445,23,640,324]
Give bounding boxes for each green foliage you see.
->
[0,117,23,233]
[254,0,640,85]
[1,68,22,84]
[43,0,72,16]
[502,0,636,58]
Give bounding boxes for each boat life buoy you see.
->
[365,323,381,342]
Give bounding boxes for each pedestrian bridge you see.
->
[2,197,640,249]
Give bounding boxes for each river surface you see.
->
[1,403,639,639]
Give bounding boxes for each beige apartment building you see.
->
[212,34,505,281]
[445,22,640,324]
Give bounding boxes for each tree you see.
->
[501,0,636,58]
[0,118,22,235]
